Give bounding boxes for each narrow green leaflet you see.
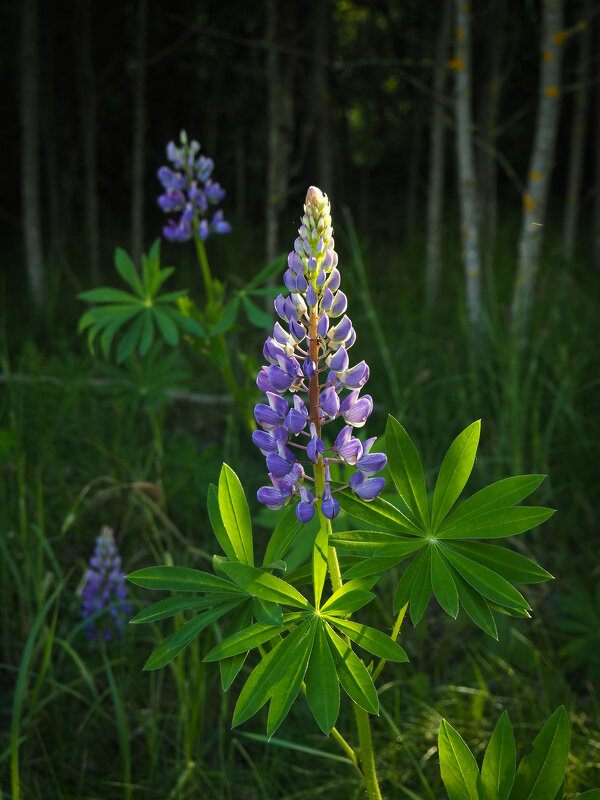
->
[263,506,305,565]
[431,421,481,533]
[441,548,530,612]
[232,623,305,727]
[337,490,425,536]
[219,600,253,691]
[208,297,240,336]
[267,620,317,737]
[127,565,244,594]
[481,712,516,800]
[130,594,232,624]
[143,629,189,670]
[218,562,311,609]
[447,542,552,584]
[385,415,430,530]
[254,597,283,627]
[573,792,600,799]
[344,554,418,581]
[329,617,408,662]
[313,520,329,610]
[153,307,180,346]
[203,622,286,662]
[509,706,570,800]
[440,475,546,530]
[410,548,432,626]
[431,546,459,618]
[242,295,274,329]
[330,530,400,552]
[168,600,241,651]
[218,463,254,565]
[207,483,237,561]
[115,247,144,295]
[454,572,498,639]
[438,720,485,800]
[305,621,340,735]
[437,506,555,541]
[325,624,379,714]
[78,287,141,304]
[320,577,378,615]
[393,549,428,614]
[116,313,145,362]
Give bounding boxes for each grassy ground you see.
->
[1,220,599,798]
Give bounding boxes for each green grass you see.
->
[0,219,599,798]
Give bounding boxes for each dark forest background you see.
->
[2,1,600,798]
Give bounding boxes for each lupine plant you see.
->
[81,526,130,642]
[127,188,594,799]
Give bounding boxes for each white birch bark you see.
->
[20,0,45,310]
[426,0,452,312]
[511,0,564,339]
[563,0,592,259]
[453,0,482,339]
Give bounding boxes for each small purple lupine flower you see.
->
[81,526,130,642]
[158,130,231,243]
[254,186,387,520]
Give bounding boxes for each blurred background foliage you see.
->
[1,0,599,797]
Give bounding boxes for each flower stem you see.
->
[354,705,383,800]
[193,234,215,305]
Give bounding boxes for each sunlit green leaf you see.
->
[218,463,254,565]
[115,247,144,295]
[431,420,480,532]
[438,719,485,800]
[130,594,232,624]
[385,415,430,530]
[431,545,459,618]
[219,600,254,691]
[337,490,425,536]
[208,483,237,561]
[267,620,317,737]
[330,529,399,552]
[393,549,428,614]
[218,562,310,609]
[168,600,241,651]
[329,617,409,662]
[305,621,340,735]
[481,711,516,800]
[437,506,555,541]
[204,621,286,662]
[143,630,188,670]
[440,548,530,612]
[127,566,244,594]
[325,624,379,714]
[510,706,569,800]
[410,548,432,625]
[453,571,498,639]
[440,475,546,530]
[254,597,283,627]
[447,542,552,584]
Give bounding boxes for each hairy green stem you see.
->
[193,234,215,305]
[355,705,383,800]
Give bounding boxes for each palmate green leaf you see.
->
[169,309,207,338]
[441,547,530,612]
[267,619,317,737]
[329,617,409,662]
[343,538,427,580]
[325,623,379,714]
[130,593,233,624]
[78,303,139,331]
[447,542,552,584]
[218,464,254,566]
[219,599,253,691]
[393,548,428,614]
[438,719,485,800]
[143,629,189,670]
[116,313,145,362]
[263,505,306,565]
[441,475,546,530]
[99,311,141,358]
[509,706,569,800]
[219,562,311,609]
[437,506,555,541]
[454,572,498,639]
[115,247,144,295]
[168,600,241,651]
[208,297,240,336]
[410,548,432,626]
[305,621,340,735]
[78,287,142,304]
[127,565,244,594]
[231,623,305,727]
[204,621,288,662]
[337,490,425,536]
[431,546,459,618]
[431,420,481,533]
[481,711,516,800]
[320,577,378,616]
[254,597,283,627]
[385,415,430,530]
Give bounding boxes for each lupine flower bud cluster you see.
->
[157,130,232,243]
[253,186,386,523]
[81,526,130,641]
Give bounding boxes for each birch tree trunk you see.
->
[511,0,564,339]
[425,0,452,312]
[563,0,592,259]
[79,0,100,284]
[405,100,424,242]
[452,0,482,339]
[130,0,148,266]
[20,0,45,310]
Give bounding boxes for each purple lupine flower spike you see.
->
[253,186,387,520]
[158,130,231,243]
[81,526,130,642]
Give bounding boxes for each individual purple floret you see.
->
[157,130,231,243]
[254,186,387,521]
[81,526,131,642]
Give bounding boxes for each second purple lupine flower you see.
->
[254,186,387,522]
[157,130,231,243]
[81,526,131,642]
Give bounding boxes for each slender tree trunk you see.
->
[478,0,505,265]
[563,0,592,259]
[43,31,63,272]
[426,0,452,312]
[20,0,45,310]
[595,15,600,272]
[131,0,148,265]
[511,0,564,340]
[406,99,424,241]
[452,0,482,340]
[314,3,334,199]
[265,0,295,264]
[79,0,100,284]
